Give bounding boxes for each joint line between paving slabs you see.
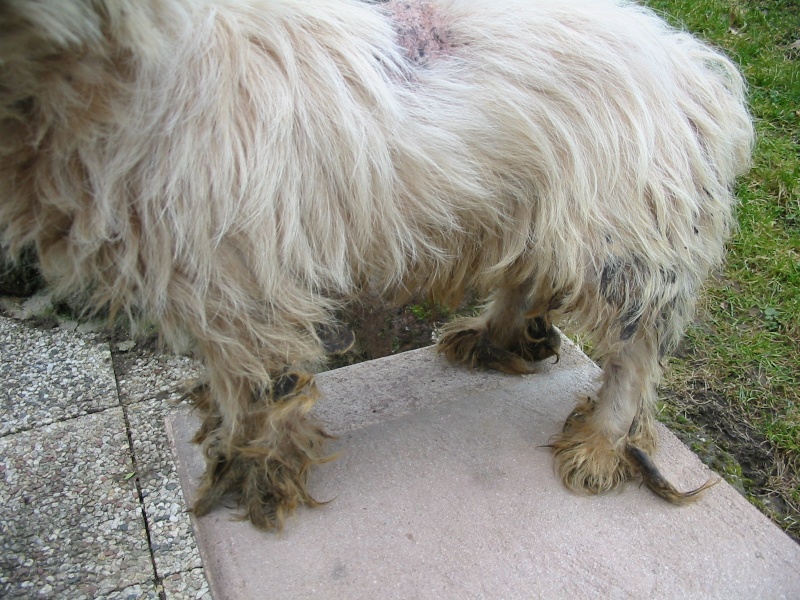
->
[111,347,168,600]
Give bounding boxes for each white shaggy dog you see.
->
[0,0,753,529]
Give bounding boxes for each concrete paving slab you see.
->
[127,398,204,577]
[161,568,212,600]
[0,408,154,598]
[115,345,201,406]
[96,582,161,600]
[168,341,800,600]
[0,315,118,436]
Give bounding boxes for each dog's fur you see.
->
[0,0,753,529]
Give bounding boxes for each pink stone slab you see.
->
[167,341,800,599]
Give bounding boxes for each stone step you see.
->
[166,339,800,599]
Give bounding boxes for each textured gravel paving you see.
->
[95,583,161,600]
[0,409,152,597]
[0,314,211,599]
[116,347,202,407]
[0,317,118,436]
[161,569,212,600]
[127,399,203,577]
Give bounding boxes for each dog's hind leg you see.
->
[436,284,561,374]
[550,334,658,494]
[550,326,716,502]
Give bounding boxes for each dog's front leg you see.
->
[437,284,562,374]
[188,369,333,530]
[154,253,345,529]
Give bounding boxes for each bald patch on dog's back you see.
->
[381,0,454,64]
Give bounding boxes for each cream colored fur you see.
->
[0,0,753,527]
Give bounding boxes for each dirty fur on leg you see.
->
[548,331,718,502]
[188,372,335,530]
[438,286,562,374]
[548,396,717,501]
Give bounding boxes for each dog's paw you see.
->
[190,374,335,530]
[513,316,561,363]
[192,436,330,530]
[549,400,634,494]
[192,414,334,530]
[551,399,715,503]
[436,318,533,375]
[551,432,634,495]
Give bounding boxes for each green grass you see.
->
[644,0,800,539]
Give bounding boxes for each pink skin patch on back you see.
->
[381,0,454,64]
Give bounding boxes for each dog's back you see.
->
[1,0,752,308]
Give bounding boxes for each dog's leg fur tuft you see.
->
[624,407,719,503]
[437,285,561,374]
[626,444,719,504]
[188,371,334,530]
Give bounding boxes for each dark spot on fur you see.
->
[272,372,299,399]
[660,267,677,285]
[600,257,622,305]
[11,96,35,116]
[600,256,635,308]
[600,255,651,311]
[601,256,651,340]
[620,316,640,340]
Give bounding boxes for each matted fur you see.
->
[0,0,753,529]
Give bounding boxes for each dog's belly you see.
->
[380,0,454,63]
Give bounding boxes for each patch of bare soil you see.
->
[661,381,799,543]
[326,293,457,370]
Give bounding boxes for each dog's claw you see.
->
[625,444,718,504]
